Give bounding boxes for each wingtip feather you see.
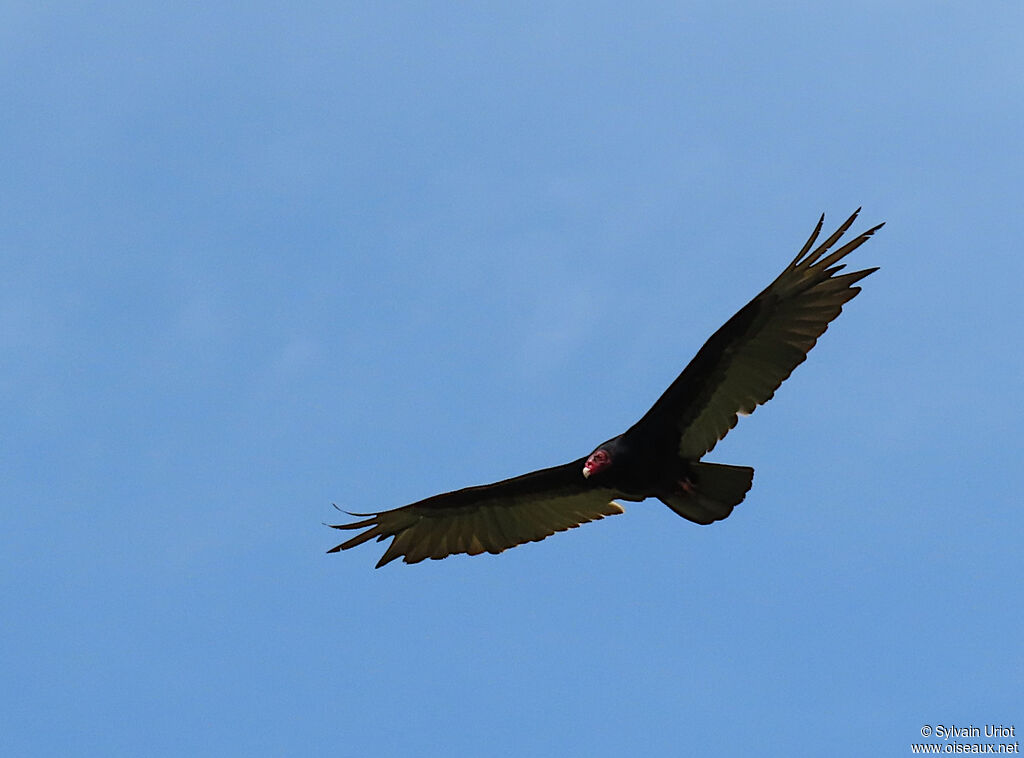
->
[803,208,862,266]
[791,212,826,266]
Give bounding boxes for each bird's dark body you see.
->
[329,210,883,567]
[588,433,692,501]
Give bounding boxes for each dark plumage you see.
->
[329,210,883,567]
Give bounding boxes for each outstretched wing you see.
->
[628,209,883,459]
[328,460,625,567]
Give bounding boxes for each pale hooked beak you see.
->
[582,464,592,478]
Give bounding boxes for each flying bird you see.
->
[329,210,883,567]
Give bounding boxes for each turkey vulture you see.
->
[329,209,883,567]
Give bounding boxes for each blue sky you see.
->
[3,2,1021,756]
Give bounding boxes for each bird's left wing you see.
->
[328,460,624,567]
[628,209,882,459]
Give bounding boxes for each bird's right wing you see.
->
[328,460,624,567]
[628,209,882,459]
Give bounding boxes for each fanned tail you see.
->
[658,462,754,525]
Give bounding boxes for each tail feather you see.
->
[659,462,754,525]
